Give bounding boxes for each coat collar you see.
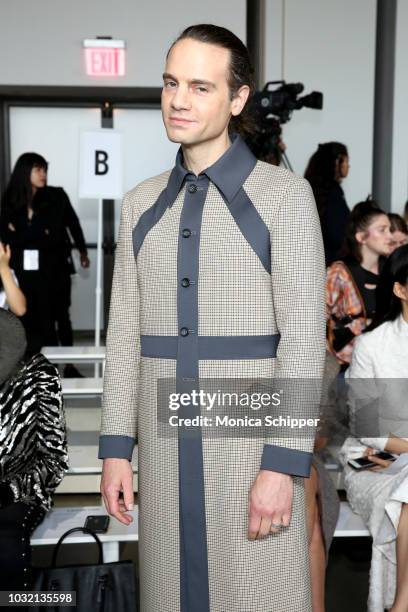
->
[166,133,257,206]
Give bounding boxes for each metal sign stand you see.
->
[94,198,103,378]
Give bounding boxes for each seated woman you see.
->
[340,244,408,612]
[0,241,26,315]
[326,199,394,371]
[389,213,408,251]
[0,309,69,591]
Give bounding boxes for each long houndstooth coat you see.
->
[99,134,326,612]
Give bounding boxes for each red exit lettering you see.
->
[85,48,125,77]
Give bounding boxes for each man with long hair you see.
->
[99,24,326,612]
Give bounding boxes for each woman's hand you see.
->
[0,245,26,316]
[0,242,11,271]
[368,454,393,471]
[80,252,90,269]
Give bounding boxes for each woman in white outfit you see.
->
[340,244,408,612]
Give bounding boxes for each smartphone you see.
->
[84,514,110,533]
[348,451,396,470]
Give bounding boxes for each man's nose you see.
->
[171,85,191,110]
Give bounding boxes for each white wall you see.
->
[264,0,377,209]
[0,0,246,86]
[392,0,408,214]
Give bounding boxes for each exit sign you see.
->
[83,39,126,77]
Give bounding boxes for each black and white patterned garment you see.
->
[0,354,69,511]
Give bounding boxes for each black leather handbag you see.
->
[32,527,138,612]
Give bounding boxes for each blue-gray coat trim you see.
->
[167,133,257,206]
[261,443,313,477]
[98,434,135,460]
[176,174,211,612]
[204,133,257,203]
[223,187,271,274]
[132,189,169,259]
[140,334,280,360]
[132,135,263,269]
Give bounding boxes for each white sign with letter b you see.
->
[79,130,123,199]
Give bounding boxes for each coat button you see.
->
[180,327,189,337]
[182,228,191,238]
[181,278,190,288]
[188,184,197,193]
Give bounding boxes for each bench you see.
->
[61,378,103,396]
[58,447,138,494]
[56,429,138,494]
[333,501,369,537]
[60,412,363,534]
[31,500,366,565]
[42,346,106,364]
[31,505,138,563]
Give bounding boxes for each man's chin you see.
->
[165,126,200,146]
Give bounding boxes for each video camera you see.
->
[247,81,323,167]
[252,81,323,124]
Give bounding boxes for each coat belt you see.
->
[140,334,280,360]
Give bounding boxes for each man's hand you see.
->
[100,458,134,526]
[248,470,293,540]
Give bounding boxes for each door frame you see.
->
[0,85,162,335]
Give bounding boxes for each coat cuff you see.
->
[98,435,135,460]
[261,444,313,477]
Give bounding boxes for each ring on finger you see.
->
[270,522,283,530]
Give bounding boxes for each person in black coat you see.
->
[0,153,90,365]
[305,142,350,265]
[0,309,68,591]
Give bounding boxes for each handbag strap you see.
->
[51,527,104,567]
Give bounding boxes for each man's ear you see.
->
[231,85,250,117]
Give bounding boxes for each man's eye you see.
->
[164,81,177,88]
[196,86,208,93]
